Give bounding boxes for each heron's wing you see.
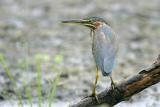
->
[99,25,117,76]
[94,24,118,76]
[94,40,116,76]
[102,31,117,75]
[103,51,116,76]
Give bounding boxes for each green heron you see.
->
[62,17,117,101]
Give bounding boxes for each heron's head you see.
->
[62,17,108,30]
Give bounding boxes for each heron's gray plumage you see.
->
[62,17,118,97]
[92,23,117,76]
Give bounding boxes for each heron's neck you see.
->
[90,29,95,41]
[96,23,116,42]
[100,23,112,36]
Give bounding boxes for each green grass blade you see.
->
[48,72,61,107]
[22,81,33,107]
[25,87,33,107]
[37,61,42,107]
[0,54,24,107]
[23,43,33,107]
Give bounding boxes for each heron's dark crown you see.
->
[83,17,109,25]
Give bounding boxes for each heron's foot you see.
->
[111,81,117,90]
[90,92,100,103]
[109,75,118,90]
[82,92,99,103]
[110,81,121,93]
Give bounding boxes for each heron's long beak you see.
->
[61,19,95,29]
[62,19,87,24]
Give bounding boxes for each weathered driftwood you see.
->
[70,54,160,107]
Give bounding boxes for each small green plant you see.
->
[54,54,64,64]
[48,72,61,107]
[22,81,33,107]
[0,53,24,107]
[47,53,63,107]
[34,53,51,63]
[37,61,42,107]
[0,52,64,107]
[34,53,63,107]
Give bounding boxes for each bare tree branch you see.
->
[70,54,160,107]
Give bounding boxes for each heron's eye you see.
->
[88,20,93,23]
[89,20,91,22]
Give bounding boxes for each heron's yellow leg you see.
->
[109,74,116,90]
[91,66,99,102]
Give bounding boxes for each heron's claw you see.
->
[83,93,99,103]
[91,92,100,103]
[110,75,118,90]
[111,81,116,90]
[110,81,121,93]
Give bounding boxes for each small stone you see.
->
[60,73,69,78]
[0,95,4,100]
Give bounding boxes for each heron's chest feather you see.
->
[91,24,117,56]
